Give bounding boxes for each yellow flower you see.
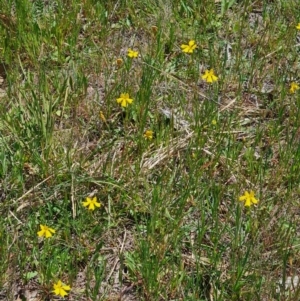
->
[53,280,71,297]
[99,110,106,122]
[37,224,55,238]
[201,69,218,83]
[212,119,217,125]
[116,58,123,67]
[127,48,138,58]
[82,196,101,211]
[181,40,197,53]
[239,191,259,207]
[290,82,299,93]
[116,93,133,107]
[144,130,154,140]
[296,23,300,30]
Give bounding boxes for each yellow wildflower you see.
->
[53,280,71,297]
[82,196,101,211]
[296,23,300,30]
[181,40,197,53]
[37,224,55,238]
[127,48,138,58]
[144,130,154,140]
[201,69,218,83]
[239,191,259,207]
[116,93,133,107]
[212,119,217,125]
[290,82,299,93]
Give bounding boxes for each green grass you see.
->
[1,0,300,300]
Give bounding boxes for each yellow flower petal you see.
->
[37,230,44,237]
[62,285,71,291]
[244,198,252,207]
